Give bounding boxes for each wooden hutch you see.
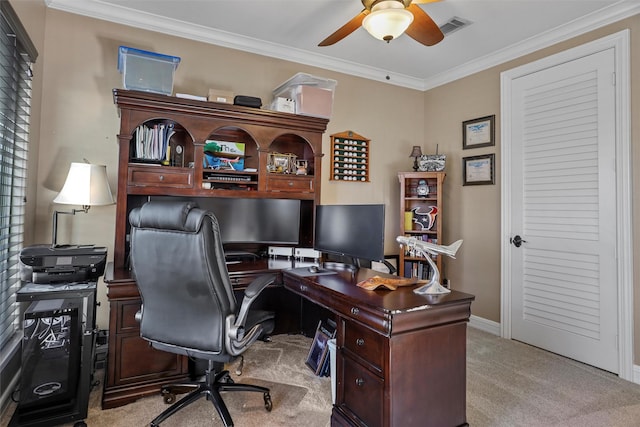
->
[103,89,329,409]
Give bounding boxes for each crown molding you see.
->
[46,0,639,92]
[422,1,640,90]
[45,0,425,90]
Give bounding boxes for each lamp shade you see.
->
[54,162,115,206]
[409,145,423,158]
[363,1,414,42]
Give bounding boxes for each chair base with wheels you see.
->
[151,360,272,427]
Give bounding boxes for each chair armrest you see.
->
[244,273,276,299]
[226,273,276,356]
[235,273,276,328]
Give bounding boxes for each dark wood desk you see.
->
[283,267,475,427]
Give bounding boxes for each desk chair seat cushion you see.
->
[129,201,274,361]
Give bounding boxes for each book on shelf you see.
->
[404,260,433,280]
[134,122,175,163]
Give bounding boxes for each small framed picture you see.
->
[306,325,331,375]
[463,115,495,149]
[463,153,495,186]
[371,255,399,275]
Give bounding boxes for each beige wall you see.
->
[14,3,640,365]
[424,16,640,362]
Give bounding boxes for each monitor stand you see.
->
[322,261,358,273]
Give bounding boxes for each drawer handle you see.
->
[351,307,359,316]
[356,338,365,346]
[300,285,308,292]
[288,181,293,187]
[159,175,165,181]
[355,378,364,387]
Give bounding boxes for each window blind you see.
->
[0,0,37,351]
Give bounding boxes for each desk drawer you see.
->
[341,353,384,426]
[285,274,389,335]
[343,320,384,373]
[128,166,193,188]
[115,299,141,334]
[266,175,313,193]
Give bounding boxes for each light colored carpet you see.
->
[3,327,640,426]
[83,334,333,427]
[467,328,640,426]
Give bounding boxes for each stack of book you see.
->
[133,123,175,163]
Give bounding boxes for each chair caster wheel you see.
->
[161,389,176,404]
[264,392,273,412]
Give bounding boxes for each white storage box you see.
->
[270,97,295,113]
[118,46,180,96]
[273,73,337,118]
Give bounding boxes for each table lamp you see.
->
[52,162,115,246]
[409,145,422,171]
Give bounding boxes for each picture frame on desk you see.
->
[372,255,399,275]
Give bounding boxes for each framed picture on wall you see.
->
[463,115,495,149]
[463,153,495,185]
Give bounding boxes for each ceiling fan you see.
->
[319,0,443,47]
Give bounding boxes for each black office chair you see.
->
[129,201,276,427]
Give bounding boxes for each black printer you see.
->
[20,244,107,284]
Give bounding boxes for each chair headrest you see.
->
[129,201,206,232]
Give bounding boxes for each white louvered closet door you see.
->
[510,48,618,373]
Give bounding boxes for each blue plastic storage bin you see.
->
[118,46,180,96]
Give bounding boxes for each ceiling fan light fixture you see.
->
[363,1,414,42]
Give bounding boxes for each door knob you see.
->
[510,235,526,248]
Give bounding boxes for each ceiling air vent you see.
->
[439,16,472,36]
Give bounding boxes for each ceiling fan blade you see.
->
[318,10,369,46]
[405,3,444,46]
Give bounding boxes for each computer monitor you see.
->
[314,204,385,267]
[204,197,301,245]
[149,196,301,245]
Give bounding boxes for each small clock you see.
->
[416,179,429,197]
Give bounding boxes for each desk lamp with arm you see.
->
[52,162,114,246]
